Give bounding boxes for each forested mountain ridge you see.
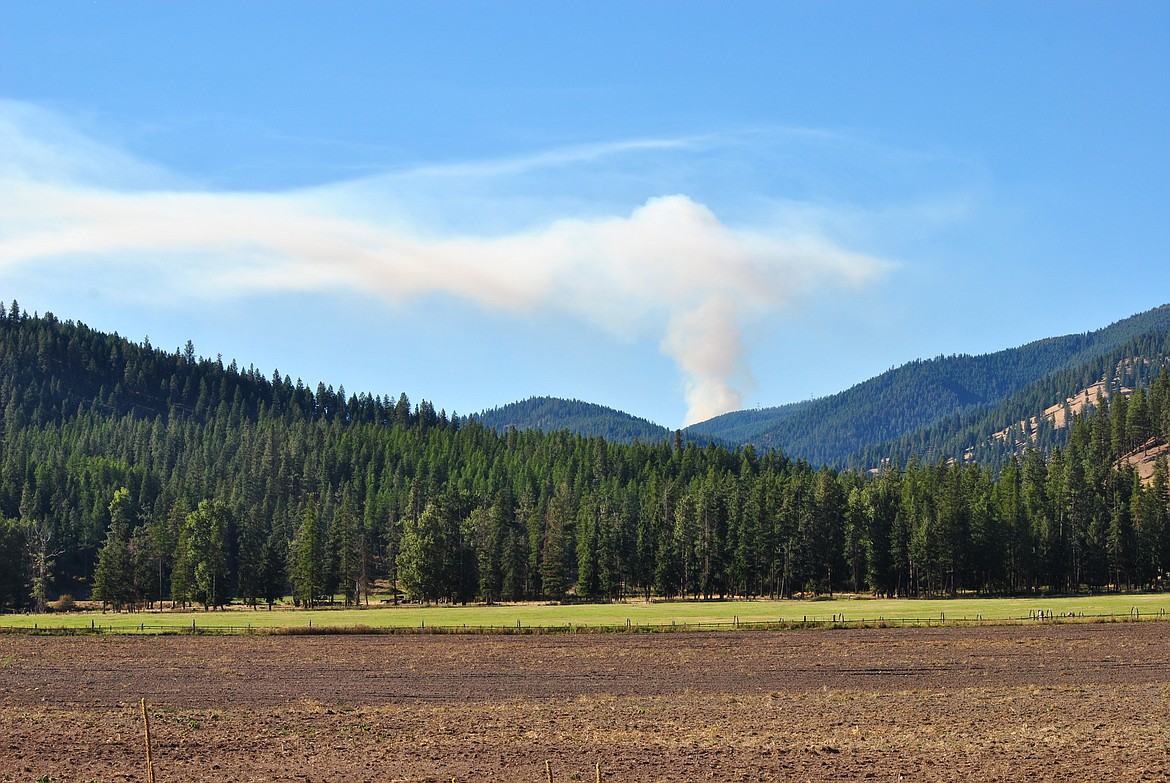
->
[476,397,672,444]
[1,301,1169,614]
[687,304,1170,466]
[475,396,725,447]
[857,338,1170,471]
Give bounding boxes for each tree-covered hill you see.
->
[856,329,1170,470]
[1,301,1168,614]
[687,304,1170,466]
[476,397,673,444]
[475,396,726,447]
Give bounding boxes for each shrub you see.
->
[51,594,76,612]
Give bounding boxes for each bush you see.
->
[51,594,76,612]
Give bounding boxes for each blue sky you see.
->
[1,3,1167,427]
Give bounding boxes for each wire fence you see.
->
[2,607,1168,636]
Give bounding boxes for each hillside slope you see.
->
[476,397,673,444]
[686,304,1170,466]
[857,331,1170,470]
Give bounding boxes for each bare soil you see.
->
[3,622,1170,782]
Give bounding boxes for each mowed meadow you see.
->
[4,593,1170,633]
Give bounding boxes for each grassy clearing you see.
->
[2,593,1169,634]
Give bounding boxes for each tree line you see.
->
[1,305,1169,611]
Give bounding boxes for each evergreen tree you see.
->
[575,501,600,600]
[92,488,135,611]
[93,523,133,610]
[330,486,363,606]
[540,483,571,599]
[474,493,514,604]
[500,490,529,601]
[596,503,622,600]
[863,468,900,597]
[290,499,328,607]
[398,496,460,603]
[260,516,289,608]
[1106,467,1137,589]
[520,486,543,598]
[236,508,267,607]
[0,517,25,608]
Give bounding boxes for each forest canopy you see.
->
[1,303,1169,611]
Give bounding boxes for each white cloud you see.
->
[0,99,172,188]
[0,101,893,424]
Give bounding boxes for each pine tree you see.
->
[1126,388,1152,452]
[330,487,363,606]
[0,517,25,608]
[520,486,543,599]
[864,469,900,597]
[290,500,328,607]
[575,501,600,600]
[93,523,133,611]
[236,508,266,607]
[540,483,571,599]
[397,500,446,603]
[494,489,527,601]
[261,514,289,608]
[599,497,626,600]
[93,488,136,611]
[1106,467,1137,589]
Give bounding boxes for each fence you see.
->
[2,608,1168,636]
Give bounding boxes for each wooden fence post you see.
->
[141,698,156,783]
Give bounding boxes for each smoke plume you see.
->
[0,102,890,424]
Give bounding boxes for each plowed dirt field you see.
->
[3,622,1169,782]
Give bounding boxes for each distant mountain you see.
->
[686,304,1170,467]
[857,330,1170,470]
[472,306,1170,466]
[476,397,675,444]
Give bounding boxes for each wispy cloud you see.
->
[0,100,893,424]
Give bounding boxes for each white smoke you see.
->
[0,101,891,425]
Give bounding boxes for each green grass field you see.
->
[3,593,1169,634]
